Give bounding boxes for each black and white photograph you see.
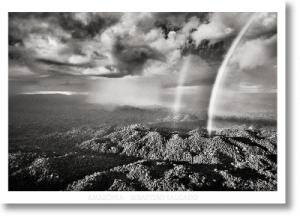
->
[8,11,280,194]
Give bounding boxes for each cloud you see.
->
[9,12,121,77]
[57,12,121,39]
[97,13,214,78]
[9,12,221,79]
[9,12,277,118]
[238,83,277,94]
[191,14,234,46]
[68,54,91,64]
[190,12,276,46]
[23,33,67,58]
[111,38,166,76]
[153,13,209,37]
[82,66,122,77]
[9,12,121,40]
[9,65,35,77]
[9,13,72,49]
[230,35,277,70]
[35,58,94,68]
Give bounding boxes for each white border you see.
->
[0,0,286,204]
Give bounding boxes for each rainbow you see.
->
[207,13,257,135]
[172,55,191,117]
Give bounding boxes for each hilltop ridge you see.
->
[9,124,277,191]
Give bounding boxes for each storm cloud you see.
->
[9,12,277,117]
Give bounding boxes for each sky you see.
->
[9,12,277,119]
